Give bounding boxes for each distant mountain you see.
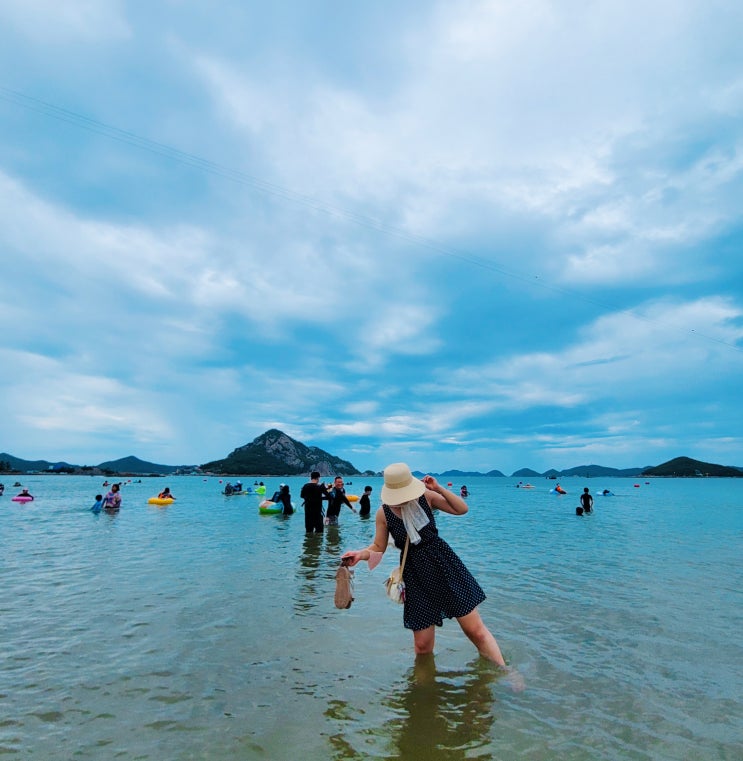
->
[96,456,181,475]
[436,469,499,478]
[0,452,185,475]
[201,429,360,476]
[3,445,741,479]
[512,468,541,478]
[642,456,743,478]
[558,464,644,477]
[512,465,644,478]
[0,452,75,472]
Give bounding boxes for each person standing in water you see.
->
[275,484,294,515]
[325,476,356,525]
[300,471,330,533]
[358,485,373,518]
[102,483,122,512]
[580,488,593,514]
[342,463,515,672]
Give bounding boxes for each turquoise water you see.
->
[1,475,741,760]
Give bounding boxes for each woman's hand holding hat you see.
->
[422,474,440,491]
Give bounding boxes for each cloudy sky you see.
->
[1,1,742,475]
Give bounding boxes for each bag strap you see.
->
[399,535,410,574]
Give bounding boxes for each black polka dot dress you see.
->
[383,496,486,631]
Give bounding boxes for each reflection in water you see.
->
[327,656,503,760]
[294,533,324,614]
[382,656,500,761]
[323,524,343,560]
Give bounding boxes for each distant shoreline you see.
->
[2,448,741,479]
[4,470,743,481]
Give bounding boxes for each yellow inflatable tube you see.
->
[148,497,175,506]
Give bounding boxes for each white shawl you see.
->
[399,497,430,545]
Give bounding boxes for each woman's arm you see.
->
[422,474,468,516]
[341,507,389,566]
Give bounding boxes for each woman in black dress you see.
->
[342,462,508,666]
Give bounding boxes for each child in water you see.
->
[91,494,104,513]
[358,485,373,517]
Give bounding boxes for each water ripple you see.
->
[1,476,742,759]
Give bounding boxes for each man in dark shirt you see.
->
[300,471,330,533]
[326,476,357,525]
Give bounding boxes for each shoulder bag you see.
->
[384,535,410,604]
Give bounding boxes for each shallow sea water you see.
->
[1,475,741,760]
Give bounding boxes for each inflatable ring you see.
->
[259,500,282,514]
[12,495,33,503]
[148,497,174,506]
[347,494,359,502]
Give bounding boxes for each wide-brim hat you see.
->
[381,462,425,505]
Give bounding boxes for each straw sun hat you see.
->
[381,462,426,505]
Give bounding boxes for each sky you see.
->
[1,0,742,475]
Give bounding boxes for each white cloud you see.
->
[0,0,130,43]
[0,171,400,355]
[359,303,441,366]
[1,1,743,470]
[436,297,743,415]
[562,140,743,284]
[0,349,171,454]
[343,401,379,418]
[188,0,743,296]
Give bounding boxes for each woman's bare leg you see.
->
[413,625,436,655]
[456,609,506,666]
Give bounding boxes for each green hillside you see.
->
[0,453,74,472]
[511,468,541,478]
[201,429,360,476]
[642,456,743,477]
[96,456,180,475]
[559,464,644,477]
